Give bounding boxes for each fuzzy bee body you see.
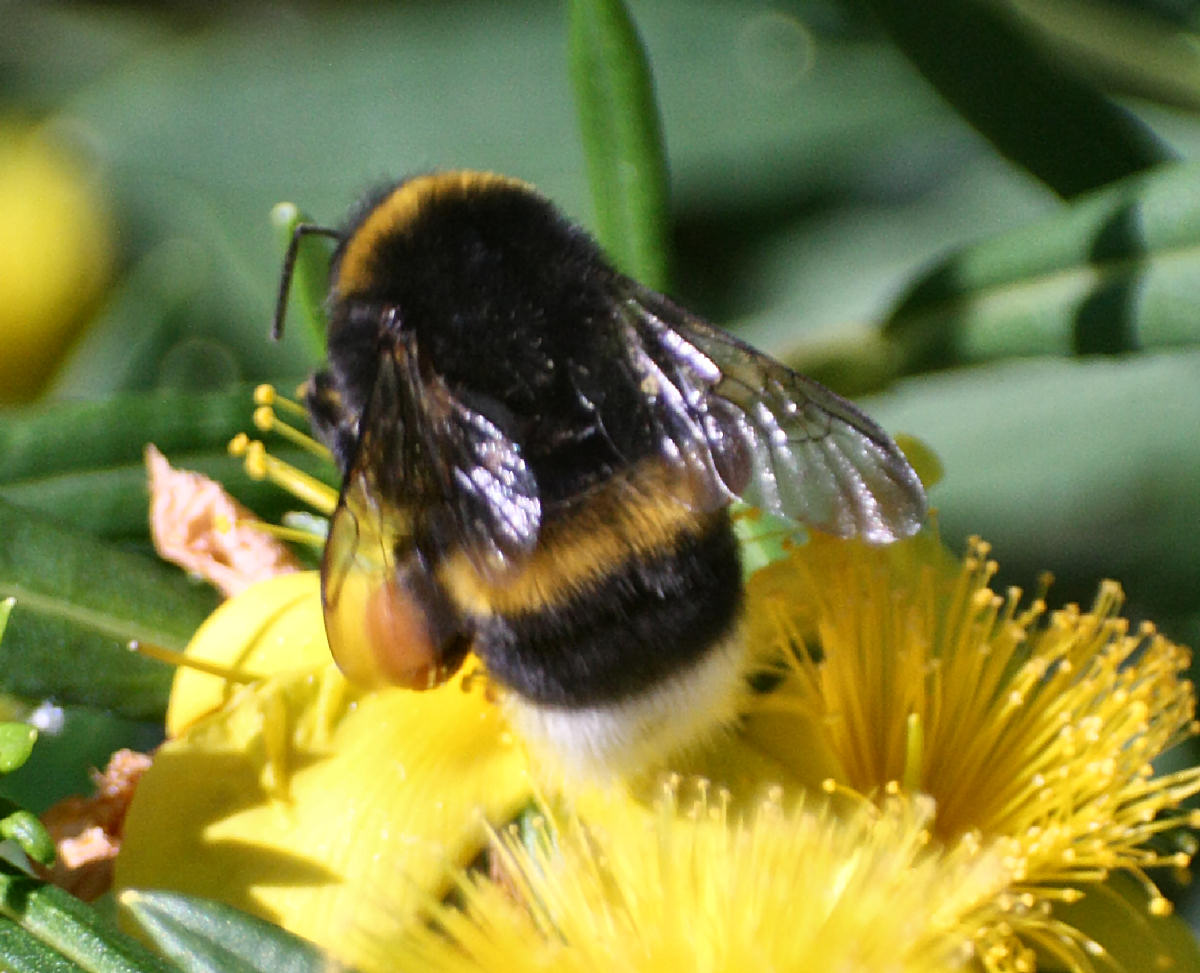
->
[288,171,925,776]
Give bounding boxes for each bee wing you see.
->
[321,331,539,687]
[370,330,543,572]
[325,328,543,613]
[616,285,926,544]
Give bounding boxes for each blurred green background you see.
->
[2,0,1200,920]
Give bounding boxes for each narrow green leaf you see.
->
[863,351,1200,614]
[863,0,1172,198]
[0,499,217,719]
[0,448,332,544]
[121,890,346,973]
[870,161,1200,379]
[567,0,671,289]
[0,386,274,486]
[0,919,85,973]
[0,385,333,543]
[0,804,54,867]
[0,722,36,774]
[1008,0,1200,113]
[270,203,332,361]
[0,866,176,973]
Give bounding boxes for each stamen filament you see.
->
[129,639,257,684]
[252,404,333,461]
[254,383,308,419]
[903,711,924,794]
[234,517,327,549]
[229,434,338,515]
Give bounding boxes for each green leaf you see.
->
[795,161,1200,387]
[15,2,986,398]
[0,722,36,774]
[568,0,671,289]
[120,890,347,973]
[1008,0,1200,114]
[0,919,85,973]
[862,350,1200,618]
[1048,872,1200,972]
[269,204,332,362]
[0,449,331,546]
[733,505,798,578]
[0,707,160,816]
[0,386,332,543]
[0,499,217,719]
[0,802,54,867]
[863,0,1172,198]
[0,386,270,486]
[0,866,176,973]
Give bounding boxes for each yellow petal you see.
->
[165,571,327,737]
[118,665,531,972]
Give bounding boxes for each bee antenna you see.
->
[272,223,341,341]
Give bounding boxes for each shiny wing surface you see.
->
[616,285,926,543]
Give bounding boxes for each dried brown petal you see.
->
[146,444,299,596]
[38,749,153,900]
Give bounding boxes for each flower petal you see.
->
[118,666,531,973]
[165,571,327,737]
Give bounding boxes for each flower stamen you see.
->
[127,639,258,685]
[231,516,326,549]
[252,384,333,462]
[742,529,1200,965]
[228,432,338,515]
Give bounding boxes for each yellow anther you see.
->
[257,382,310,419]
[250,403,331,461]
[1149,895,1173,917]
[233,441,337,515]
[243,440,269,480]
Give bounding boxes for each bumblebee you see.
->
[276,171,926,776]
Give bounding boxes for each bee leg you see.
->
[304,370,359,474]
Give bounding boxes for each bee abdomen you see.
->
[475,510,743,707]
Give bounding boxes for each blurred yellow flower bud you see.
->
[0,123,112,401]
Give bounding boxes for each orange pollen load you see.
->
[323,571,447,691]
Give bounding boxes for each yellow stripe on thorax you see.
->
[335,171,533,297]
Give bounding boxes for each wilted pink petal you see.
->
[146,444,299,596]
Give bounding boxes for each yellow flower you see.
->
[399,788,1009,973]
[115,408,1200,972]
[743,530,1200,968]
[115,573,533,973]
